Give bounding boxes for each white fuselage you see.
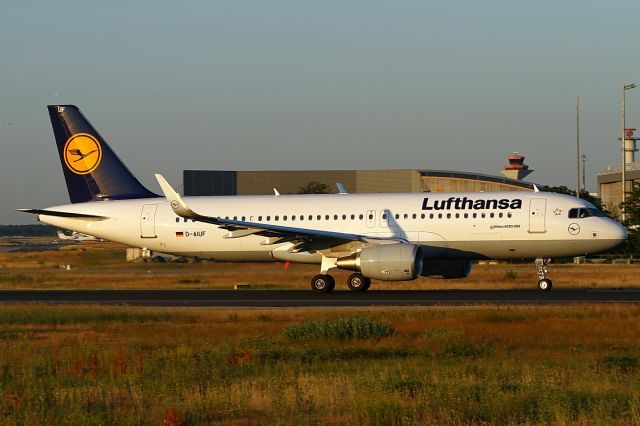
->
[36,191,626,263]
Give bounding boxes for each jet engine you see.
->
[421,260,473,279]
[336,244,423,281]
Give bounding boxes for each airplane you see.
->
[56,230,99,241]
[19,105,627,293]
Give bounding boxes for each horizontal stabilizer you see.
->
[16,209,108,221]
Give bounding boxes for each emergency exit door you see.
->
[529,198,546,233]
[366,210,376,228]
[140,204,158,238]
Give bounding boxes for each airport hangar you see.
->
[183,157,535,196]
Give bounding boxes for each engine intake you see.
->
[336,244,423,281]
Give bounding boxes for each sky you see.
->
[1,0,639,224]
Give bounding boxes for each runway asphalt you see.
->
[0,289,639,307]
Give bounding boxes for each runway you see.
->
[1,289,640,307]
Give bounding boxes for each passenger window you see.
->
[404,214,408,219]
[464,213,468,219]
[395,214,400,219]
[446,213,451,219]
[507,212,512,218]
[184,218,188,222]
[430,214,434,219]
[421,213,425,219]
[258,216,262,221]
[481,213,486,218]
[334,215,338,220]
[242,216,246,221]
[360,214,364,220]
[412,213,417,219]
[233,216,237,220]
[438,213,443,219]
[455,213,460,218]
[266,216,271,221]
[275,216,279,221]
[342,214,347,220]
[382,213,386,220]
[498,213,503,218]
[325,215,329,220]
[350,214,355,220]
[473,213,477,219]
[309,215,313,220]
[490,213,494,218]
[175,217,179,223]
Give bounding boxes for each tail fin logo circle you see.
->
[63,133,102,175]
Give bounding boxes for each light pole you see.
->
[581,154,586,193]
[621,83,637,222]
[576,96,581,198]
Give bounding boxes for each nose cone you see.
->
[602,219,627,250]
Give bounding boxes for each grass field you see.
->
[1,239,639,424]
[0,305,639,424]
[0,239,639,290]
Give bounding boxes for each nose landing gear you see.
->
[535,258,553,291]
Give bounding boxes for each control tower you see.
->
[500,152,533,181]
[621,128,639,164]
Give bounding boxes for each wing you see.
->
[155,174,405,252]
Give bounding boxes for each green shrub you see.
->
[283,315,395,340]
[601,355,639,372]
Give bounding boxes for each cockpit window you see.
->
[568,208,604,219]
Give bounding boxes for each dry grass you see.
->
[0,305,639,424]
[0,239,638,290]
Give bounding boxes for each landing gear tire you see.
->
[362,278,371,291]
[538,279,553,291]
[347,273,371,292]
[535,258,553,291]
[311,274,335,293]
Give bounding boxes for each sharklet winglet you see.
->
[155,174,199,219]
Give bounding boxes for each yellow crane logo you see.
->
[63,133,102,175]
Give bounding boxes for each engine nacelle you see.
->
[336,244,423,281]
[421,260,473,279]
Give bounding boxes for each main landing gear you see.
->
[310,273,372,293]
[310,274,335,293]
[535,258,553,291]
[347,273,371,292]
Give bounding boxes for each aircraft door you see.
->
[379,210,389,227]
[140,204,158,238]
[529,198,547,233]
[366,210,376,228]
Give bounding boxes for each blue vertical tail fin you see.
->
[48,105,158,203]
